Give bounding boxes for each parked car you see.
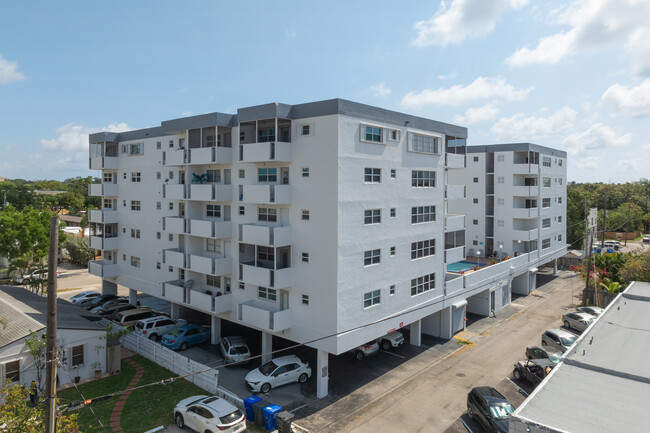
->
[513,359,555,385]
[467,386,514,433]
[135,316,186,342]
[13,269,59,285]
[377,331,404,350]
[525,346,562,364]
[219,336,251,364]
[80,294,121,309]
[351,341,380,360]
[174,395,246,433]
[112,307,163,328]
[68,291,100,304]
[245,355,311,394]
[90,297,129,313]
[161,324,211,350]
[541,329,578,352]
[99,304,140,320]
[643,234,650,244]
[577,306,604,317]
[562,311,595,332]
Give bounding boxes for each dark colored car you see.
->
[467,387,515,433]
[80,294,121,309]
[525,346,562,364]
[98,303,139,320]
[513,359,555,385]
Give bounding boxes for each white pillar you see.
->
[316,349,329,398]
[410,320,422,347]
[261,332,272,364]
[102,280,118,296]
[211,316,221,345]
[441,306,452,339]
[129,288,138,306]
[553,259,558,274]
[170,302,180,320]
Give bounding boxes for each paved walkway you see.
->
[110,356,144,433]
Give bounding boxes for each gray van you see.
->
[112,307,165,328]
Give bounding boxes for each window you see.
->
[257,246,274,263]
[206,204,221,218]
[543,177,551,187]
[558,197,563,204]
[103,172,113,183]
[157,141,161,149]
[239,206,245,216]
[129,143,143,155]
[390,246,396,256]
[390,169,396,179]
[497,155,505,162]
[169,140,174,148]
[258,207,277,222]
[169,171,174,180]
[497,219,504,227]
[131,229,140,239]
[258,287,277,301]
[71,345,84,366]
[411,170,436,187]
[497,198,504,205]
[104,198,113,209]
[364,168,381,183]
[411,206,436,224]
[542,238,551,249]
[473,177,479,183]
[558,159,563,166]
[558,178,563,185]
[411,239,435,260]
[473,219,479,225]
[239,169,245,179]
[131,172,141,182]
[258,168,277,182]
[206,169,221,183]
[206,239,221,253]
[389,285,395,295]
[473,240,478,245]
[156,262,161,269]
[302,252,309,263]
[238,282,245,290]
[258,128,275,142]
[239,131,245,142]
[302,294,309,305]
[364,249,381,266]
[123,227,126,233]
[4,360,19,383]
[473,156,479,162]
[408,132,438,154]
[411,273,435,296]
[156,231,161,240]
[497,176,504,184]
[542,198,551,208]
[131,256,141,268]
[123,254,126,261]
[543,157,551,167]
[558,215,563,223]
[389,129,400,141]
[131,200,141,211]
[473,198,479,204]
[558,234,563,242]
[302,210,310,220]
[390,208,396,218]
[207,275,220,288]
[155,171,161,180]
[301,124,310,136]
[364,209,381,225]
[364,290,381,308]
[302,167,310,177]
[364,125,382,143]
[168,266,173,272]
[543,218,551,228]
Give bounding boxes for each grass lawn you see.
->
[59,355,206,433]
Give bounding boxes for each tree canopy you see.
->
[0,205,66,261]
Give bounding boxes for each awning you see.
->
[452,300,468,310]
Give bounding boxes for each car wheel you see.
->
[149,334,158,342]
[261,383,271,393]
[541,340,547,346]
[513,369,521,380]
[564,320,570,329]
[204,430,213,433]
[180,342,188,351]
[299,373,308,384]
[381,340,391,351]
[355,351,364,361]
[175,413,184,428]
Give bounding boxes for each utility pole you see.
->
[625,203,630,247]
[601,196,607,247]
[583,205,597,306]
[45,216,59,433]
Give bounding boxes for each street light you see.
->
[476,250,481,269]
[499,244,504,261]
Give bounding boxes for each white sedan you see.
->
[68,291,100,304]
[562,311,595,332]
[245,355,311,393]
[174,395,245,433]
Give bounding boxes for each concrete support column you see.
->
[211,316,221,345]
[128,288,138,306]
[410,320,422,347]
[316,349,329,399]
[170,302,180,320]
[553,259,558,274]
[102,280,118,296]
[261,332,273,364]
[441,306,453,339]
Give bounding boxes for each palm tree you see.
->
[600,278,622,293]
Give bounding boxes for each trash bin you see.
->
[252,400,270,428]
[263,404,283,432]
[243,395,262,422]
[276,410,294,433]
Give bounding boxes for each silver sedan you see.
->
[562,312,595,332]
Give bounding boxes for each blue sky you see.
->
[1,0,649,183]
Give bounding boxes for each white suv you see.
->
[135,316,186,342]
[219,336,251,364]
[377,331,405,350]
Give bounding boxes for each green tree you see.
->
[64,236,94,266]
[25,331,46,393]
[0,206,66,261]
[619,251,650,284]
[0,181,35,210]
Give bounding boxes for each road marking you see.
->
[460,329,478,336]
[290,404,308,413]
[460,417,475,433]
[507,377,530,396]
[380,350,406,358]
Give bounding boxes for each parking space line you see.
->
[507,377,529,397]
[289,404,308,413]
[380,350,406,359]
[460,417,475,433]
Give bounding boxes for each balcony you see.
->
[164,150,186,166]
[163,281,186,304]
[188,219,232,239]
[89,156,119,170]
[240,263,291,289]
[188,291,233,314]
[444,246,466,264]
[445,214,466,232]
[240,141,292,163]
[163,249,186,268]
[165,217,186,235]
[513,164,539,175]
[445,185,466,200]
[239,302,291,332]
[512,207,539,219]
[189,255,233,276]
[241,184,291,205]
[88,183,119,197]
[513,186,538,197]
[188,184,232,201]
[89,236,119,251]
[513,228,539,241]
[187,146,233,165]
[165,184,186,200]
[88,260,119,278]
[89,209,118,224]
[445,153,466,169]
[240,224,291,247]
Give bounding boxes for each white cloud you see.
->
[505,0,650,72]
[626,28,650,77]
[615,143,650,172]
[437,72,458,80]
[562,123,632,155]
[413,0,523,47]
[285,29,296,38]
[490,106,576,140]
[181,111,193,117]
[41,122,131,153]
[370,82,391,98]
[0,54,26,84]
[452,104,500,124]
[576,156,601,170]
[401,76,533,108]
[601,79,650,117]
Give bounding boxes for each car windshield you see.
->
[232,345,249,355]
[561,336,577,346]
[548,353,561,363]
[489,403,515,420]
[169,328,185,337]
[259,361,278,376]
[219,409,243,425]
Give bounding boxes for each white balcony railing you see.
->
[165,217,186,235]
[445,153,465,169]
[240,141,292,163]
[445,214,466,232]
[88,260,119,278]
[165,184,186,200]
[241,184,291,205]
[187,146,233,165]
[164,150,186,166]
[513,164,539,175]
[513,228,539,241]
[445,184,466,200]
[513,186,538,197]
[240,224,291,247]
[239,302,291,332]
[89,209,118,224]
[187,184,232,201]
[89,236,119,251]
[444,246,466,264]
[163,250,186,268]
[89,156,119,170]
[240,264,291,289]
[512,208,539,219]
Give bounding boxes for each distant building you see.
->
[60,214,83,227]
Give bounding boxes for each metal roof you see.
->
[511,281,650,433]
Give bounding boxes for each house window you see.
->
[258,128,275,142]
[123,254,126,261]
[390,169,396,179]
[473,198,479,204]
[558,159,563,166]
[239,169,245,179]
[168,266,173,272]
[411,239,435,260]
[206,239,221,253]
[169,140,174,148]
[169,171,174,180]
[258,168,277,182]
[258,287,277,301]
[497,155,505,162]
[302,167,310,177]
[156,171,161,180]
[239,131,245,142]
[104,199,113,209]
[542,238,551,249]
[131,172,141,182]
[302,252,309,263]
[364,249,381,266]
[129,143,143,155]
[71,345,84,367]
[411,273,435,296]
[130,256,140,268]
[258,207,277,222]
[473,219,479,225]
[542,198,551,208]
[497,177,504,184]
[207,275,220,288]
[206,135,216,147]
[206,169,221,183]
[131,229,140,239]
[558,178,563,185]
[157,141,161,149]
[364,125,382,143]
[389,129,400,141]
[156,232,161,240]
[169,202,174,211]
[408,132,438,154]
[473,156,479,162]
[473,240,478,245]
[302,294,309,305]
[390,208,396,218]
[206,204,221,218]
[364,168,381,183]
[301,124,311,136]
[558,234,563,242]
[364,209,381,225]
[4,360,20,383]
[302,210,310,220]
[411,170,436,187]
[154,201,160,210]
[239,206,245,216]
[411,206,436,224]
[257,246,274,264]
[542,157,551,167]
[390,246,396,256]
[558,216,563,223]
[497,219,504,227]
[497,198,504,205]
[131,200,141,211]
[473,177,479,183]
[389,284,395,295]
[543,177,551,187]
[156,262,161,269]
[542,218,551,228]
[558,197,563,204]
[364,290,381,308]
[103,172,113,183]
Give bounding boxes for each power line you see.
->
[59,363,107,432]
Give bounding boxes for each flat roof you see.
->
[467,142,567,158]
[511,281,650,433]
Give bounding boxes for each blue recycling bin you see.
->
[263,404,283,432]
[244,395,262,422]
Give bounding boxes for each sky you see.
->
[1,0,649,183]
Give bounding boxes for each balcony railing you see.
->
[164,150,186,166]
[188,220,232,239]
[88,260,119,278]
[239,302,291,332]
[163,249,186,268]
[89,236,119,251]
[240,224,291,247]
[89,156,119,170]
[445,185,466,200]
[89,209,118,224]
[240,184,291,205]
[513,186,538,197]
[187,146,233,165]
[513,228,539,241]
[444,246,466,264]
[512,208,539,219]
[445,214,466,232]
[240,141,292,163]
[188,184,232,201]
[88,183,119,197]
[164,184,186,200]
[513,163,539,175]
[239,263,291,289]
[445,153,466,169]
[188,255,232,276]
